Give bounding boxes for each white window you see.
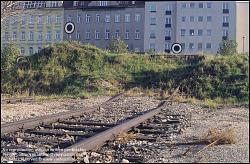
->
[21,31,25,40]
[67,15,72,22]
[4,32,9,41]
[30,15,34,24]
[166,17,171,24]
[46,31,52,41]
[165,30,171,37]
[165,42,171,50]
[56,31,61,40]
[207,16,212,22]
[96,14,100,22]
[198,16,203,22]
[149,4,156,12]
[38,32,42,41]
[181,29,186,36]
[198,3,203,8]
[222,29,228,36]
[190,2,195,8]
[47,16,52,24]
[29,31,34,40]
[29,47,33,55]
[135,30,140,39]
[206,43,212,49]
[76,31,80,40]
[56,15,61,24]
[115,14,120,23]
[181,3,187,8]
[135,14,141,22]
[100,1,108,6]
[150,30,156,38]
[150,43,155,50]
[77,14,81,23]
[223,16,229,23]
[105,29,110,39]
[20,47,25,55]
[125,30,129,40]
[38,15,43,24]
[10,16,17,25]
[166,4,172,11]
[21,16,26,25]
[73,1,79,6]
[189,43,194,50]
[182,16,186,22]
[190,16,194,22]
[198,29,203,36]
[150,17,156,25]
[95,30,100,40]
[105,15,110,23]
[207,29,212,36]
[190,29,195,36]
[198,43,202,50]
[86,14,91,23]
[12,31,17,40]
[51,1,59,7]
[86,31,90,40]
[223,2,229,9]
[115,30,120,39]
[125,14,130,22]
[207,2,212,8]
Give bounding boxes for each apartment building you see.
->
[63,1,145,52]
[144,1,237,54]
[1,1,64,55]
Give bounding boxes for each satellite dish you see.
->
[171,43,182,54]
[64,22,75,34]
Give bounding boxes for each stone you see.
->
[91,152,101,157]
[83,156,89,163]
[16,138,23,144]
[121,159,129,163]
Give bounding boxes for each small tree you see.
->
[1,43,20,72]
[109,38,128,53]
[217,39,238,56]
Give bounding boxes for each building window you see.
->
[10,16,17,25]
[207,2,212,8]
[223,16,229,23]
[166,4,172,11]
[29,47,33,55]
[222,29,228,37]
[105,29,110,39]
[115,14,120,23]
[21,31,25,40]
[207,16,212,22]
[30,15,34,24]
[150,30,156,39]
[165,30,171,37]
[67,15,72,22]
[50,1,59,7]
[198,3,203,8]
[125,30,129,40]
[56,15,61,24]
[150,43,155,50]
[181,43,185,50]
[38,15,43,24]
[150,17,156,25]
[198,16,203,22]
[95,30,100,40]
[99,1,108,6]
[190,16,194,22]
[21,16,26,25]
[198,29,203,36]
[223,2,229,9]
[165,42,171,50]
[76,31,80,40]
[207,29,212,36]
[181,29,186,36]
[190,2,195,8]
[47,16,52,24]
[166,17,171,24]
[20,47,25,55]
[29,31,34,41]
[86,31,90,40]
[96,14,100,22]
[77,14,81,23]
[181,3,187,8]
[86,14,91,23]
[46,31,52,41]
[149,4,156,12]
[125,14,130,22]
[38,32,42,41]
[206,43,212,49]
[190,29,195,36]
[105,15,110,23]
[182,16,186,22]
[4,32,9,41]
[189,43,194,50]
[198,43,202,50]
[135,14,141,22]
[12,31,17,40]
[56,31,61,40]
[135,30,140,40]
[73,1,79,6]
[115,30,120,39]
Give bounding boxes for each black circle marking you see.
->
[171,43,182,54]
[64,22,75,34]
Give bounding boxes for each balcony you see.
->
[222,22,229,27]
[165,36,171,40]
[223,9,229,14]
[165,24,171,28]
[165,10,171,15]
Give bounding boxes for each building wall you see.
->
[63,7,145,52]
[236,2,249,53]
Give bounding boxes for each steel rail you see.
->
[39,101,167,163]
[1,92,124,135]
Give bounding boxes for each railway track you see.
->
[1,88,191,163]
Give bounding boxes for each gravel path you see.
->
[1,96,110,124]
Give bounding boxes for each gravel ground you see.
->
[1,96,110,124]
[150,104,249,163]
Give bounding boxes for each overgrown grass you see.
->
[1,42,249,105]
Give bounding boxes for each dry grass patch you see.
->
[206,128,236,145]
